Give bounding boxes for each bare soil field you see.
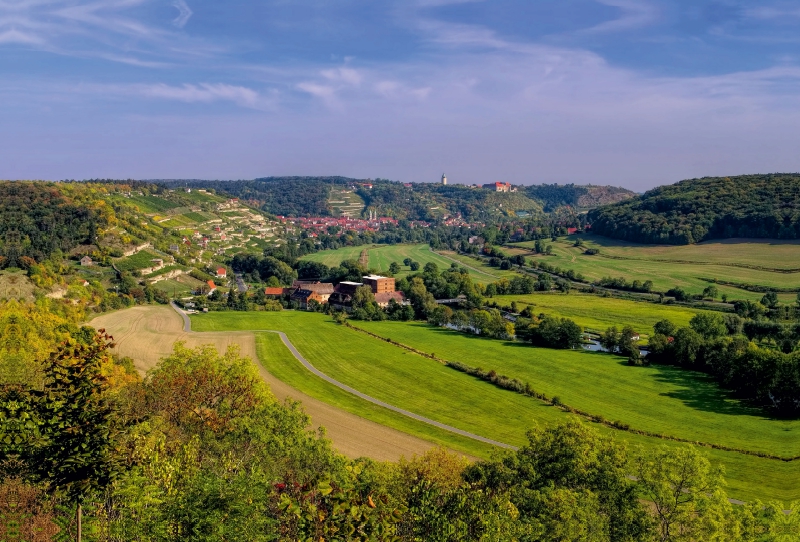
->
[90,305,437,461]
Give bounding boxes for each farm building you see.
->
[362,275,395,294]
[80,256,93,266]
[374,291,405,308]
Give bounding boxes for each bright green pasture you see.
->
[434,251,521,282]
[255,332,497,458]
[510,237,800,302]
[352,319,800,458]
[301,244,505,283]
[367,245,485,281]
[151,278,193,295]
[491,292,704,335]
[300,245,368,267]
[192,311,799,502]
[575,236,800,269]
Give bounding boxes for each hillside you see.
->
[587,174,800,244]
[161,178,635,220]
[358,181,543,221]
[524,183,635,211]
[163,177,354,217]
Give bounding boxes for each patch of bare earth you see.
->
[90,305,437,461]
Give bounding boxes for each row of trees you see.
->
[647,314,800,415]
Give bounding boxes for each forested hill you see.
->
[0,182,110,266]
[587,174,800,245]
[524,183,635,211]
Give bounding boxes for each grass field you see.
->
[114,249,164,272]
[300,244,507,283]
[509,236,800,302]
[191,311,800,502]
[491,292,705,335]
[151,278,194,295]
[128,195,182,213]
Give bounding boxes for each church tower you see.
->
[441,173,447,185]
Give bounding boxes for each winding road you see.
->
[170,302,515,450]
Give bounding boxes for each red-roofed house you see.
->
[567,227,578,235]
[206,280,217,294]
[264,287,287,297]
[216,267,227,278]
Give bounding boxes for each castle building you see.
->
[441,173,447,185]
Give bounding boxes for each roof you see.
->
[217,267,226,273]
[264,287,285,295]
[375,291,405,304]
[339,281,363,286]
[291,289,320,301]
[207,280,216,289]
[363,274,389,280]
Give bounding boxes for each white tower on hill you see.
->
[441,173,447,185]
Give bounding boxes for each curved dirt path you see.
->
[91,305,443,461]
[170,304,512,449]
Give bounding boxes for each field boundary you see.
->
[172,303,514,450]
[345,320,800,463]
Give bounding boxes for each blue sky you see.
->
[1,0,799,189]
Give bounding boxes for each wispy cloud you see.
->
[0,0,211,66]
[582,0,659,33]
[133,82,271,109]
[172,0,192,28]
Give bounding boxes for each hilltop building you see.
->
[441,173,447,185]
[483,182,512,192]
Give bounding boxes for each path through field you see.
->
[90,305,439,461]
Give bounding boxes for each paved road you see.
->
[169,302,515,450]
[234,273,248,293]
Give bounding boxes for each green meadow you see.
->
[491,292,704,335]
[300,243,504,283]
[191,310,800,502]
[509,236,800,302]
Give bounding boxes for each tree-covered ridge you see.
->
[164,177,354,217]
[588,174,800,244]
[524,183,635,211]
[0,182,110,267]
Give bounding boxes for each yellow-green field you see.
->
[191,311,800,503]
[491,292,704,335]
[509,236,800,302]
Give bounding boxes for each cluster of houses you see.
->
[266,274,406,310]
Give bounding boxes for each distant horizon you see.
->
[21,171,799,193]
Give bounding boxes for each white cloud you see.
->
[134,83,268,109]
[583,0,660,33]
[0,28,45,44]
[172,0,192,28]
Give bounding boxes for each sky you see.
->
[1,0,799,190]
